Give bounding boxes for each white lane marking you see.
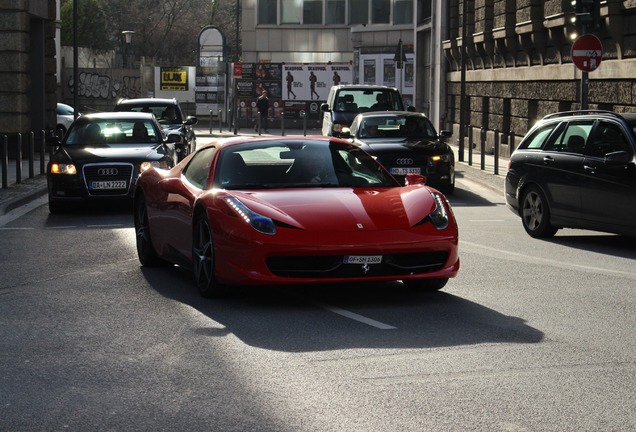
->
[318,303,397,330]
[87,224,124,228]
[0,227,33,230]
[0,196,47,227]
[47,226,78,229]
[461,240,636,279]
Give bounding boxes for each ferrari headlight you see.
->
[225,197,277,235]
[50,163,77,175]
[140,160,169,173]
[428,192,449,230]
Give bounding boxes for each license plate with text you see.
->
[343,255,382,264]
[91,180,127,190]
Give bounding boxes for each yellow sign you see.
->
[160,67,188,91]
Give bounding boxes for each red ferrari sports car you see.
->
[134,136,459,297]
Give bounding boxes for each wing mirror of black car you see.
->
[166,133,182,143]
[46,130,61,147]
[184,116,198,126]
[320,103,330,112]
[404,173,427,186]
[406,106,416,112]
[439,130,452,141]
[603,150,632,165]
[339,128,352,139]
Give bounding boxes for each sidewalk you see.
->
[0,127,508,215]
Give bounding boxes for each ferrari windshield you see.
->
[215,139,399,189]
[64,119,160,145]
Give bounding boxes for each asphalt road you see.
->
[1,170,635,431]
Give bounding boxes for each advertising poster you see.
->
[363,60,376,84]
[281,64,352,102]
[160,67,188,91]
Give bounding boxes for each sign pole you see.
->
[581,71,589,110]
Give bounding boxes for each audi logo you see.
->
[98,168,119,176]
[395,158,414,165]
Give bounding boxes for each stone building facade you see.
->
[0,0,57,136]
[443,0,636,155]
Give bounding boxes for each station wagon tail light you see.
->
[224,197,277,235]
[50,163,77,175]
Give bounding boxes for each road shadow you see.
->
[141,266,544,353]
[545,233,636,260]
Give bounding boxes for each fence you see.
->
[1,131,51,189]
[456,125,519,175]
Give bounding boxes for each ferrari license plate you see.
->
[91,180,127,190]
[390,167,421,175]
[343,255,382,264]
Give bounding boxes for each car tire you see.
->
[403,278,448,292]
[520,185,558,238]
[192,212,228,298]
[134,192,169,267]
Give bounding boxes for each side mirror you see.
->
[185,116,198,126]
[439,130,453,140]
[406,106,416,112]
[404,173,427,186]
[320,103,330,112]
[339,127,352,139]
[603,150,632,165]
[46,130,61,147]
[158,177,189,195]
[167,133,182,144]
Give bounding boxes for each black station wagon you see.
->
[505,110,636,238]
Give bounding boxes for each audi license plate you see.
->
[390,167,421,175]
[343,255,382,264]
[90,180,127,190]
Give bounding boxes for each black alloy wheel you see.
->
[192,214,227,298]
[134,192,168,266]
[520,185,558,238]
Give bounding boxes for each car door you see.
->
[578,120,636,232]
[535,120,592,220]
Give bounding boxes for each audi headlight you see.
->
[430,154,450,163]
[50,163,77,175]
[140,160,169,173]
[225,197,277,235]
[428,192,449,230]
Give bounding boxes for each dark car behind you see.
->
[47,112,178,213]
[114,97,198,161]
[343,111,455,193]
[505,110,636,238]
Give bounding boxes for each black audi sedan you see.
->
[342,111,455,193]
[505,110,636,238]
[47,112,179,213]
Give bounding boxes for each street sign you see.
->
[571,34,603,72]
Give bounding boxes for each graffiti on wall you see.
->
[67,72,141,100]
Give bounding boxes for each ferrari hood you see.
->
[234,187,437,231]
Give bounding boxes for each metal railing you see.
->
[460,125,518,175]
[1,131,50,189]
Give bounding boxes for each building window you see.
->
[349,0,369,24]
[394,0,413,24]
[259,0,278,24]
[304,0,323,24]
[371,0,390,24]
[281,0,301,24]
[326,0,345,24]
[417,0,431,24]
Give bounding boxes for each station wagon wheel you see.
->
[192,214,227,298]
[520,186,558,238]
[134,192,169,266]
[403,278,448,292]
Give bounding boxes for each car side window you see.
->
[544,121,593,153]
[522,124,559,150]
[586,121,632,158]
[183,147,216,189]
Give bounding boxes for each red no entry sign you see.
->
[571,34,603,72]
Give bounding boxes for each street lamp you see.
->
[122,31,135,68]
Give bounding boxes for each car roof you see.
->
[116,98,178,105]
[80,112,158,121]
[541,110,636,123]
[332,85,399,91]
[204,135,352,152]
[354,111,426,119]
